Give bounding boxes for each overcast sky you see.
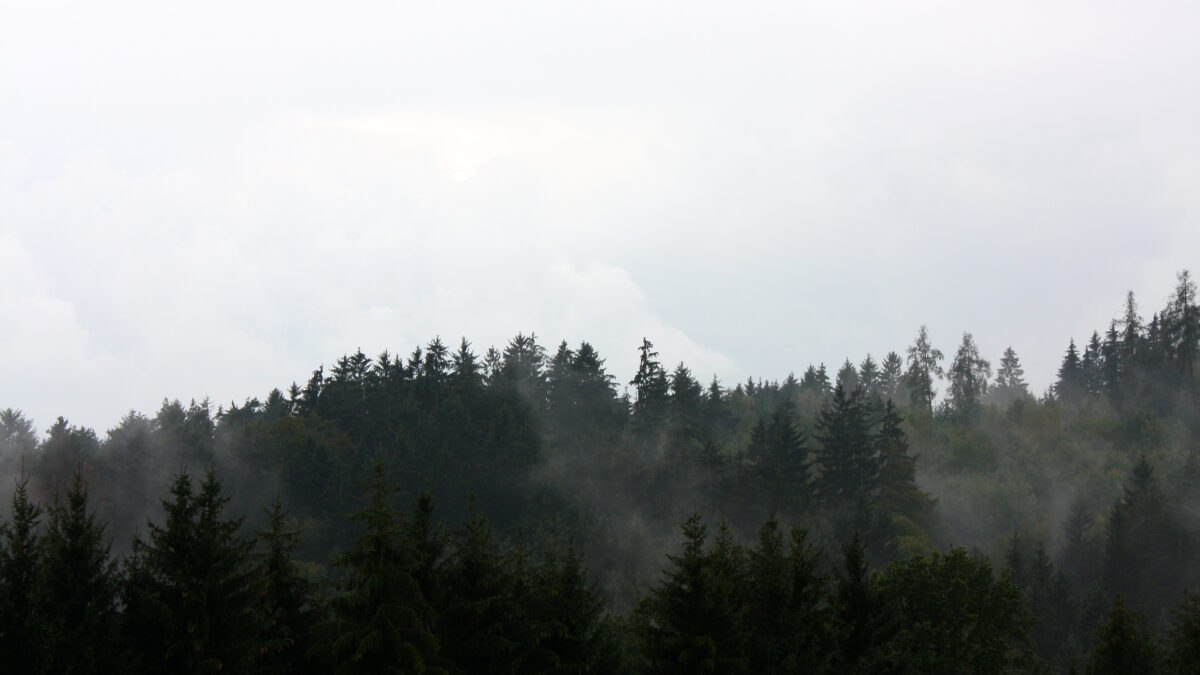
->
[3,1,1199,434]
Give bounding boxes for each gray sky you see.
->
[3,1,1199,434]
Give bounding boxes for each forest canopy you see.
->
[3,271,1200,672]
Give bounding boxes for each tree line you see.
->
[3,270,1200,671]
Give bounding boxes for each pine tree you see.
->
[879,351,905,403]
[256,496,320,674]
[500,332,548,404]
[36,417,99,499]
[814,383,880,513]
[637,513,749,674]
[1167,590,1200,673]
[746,515,828,673]
[328,466,440,674]
[533,542,604,674]
[0,469,46,674]
[1102,456,1189,618]
[992,346,1030,407]
[879,547,1034,672]
[858,355,879,396]
[1165,270,1199,389]
[1082,332,1105,397]
[123,470,258,673]
[1102,321,1123,400]
[41,469,119,675]
[451,337,483,389]
[945,332,991,421]
[874,401,933,537]
[1061,498,1101,592]
[0,410,38,481]
[1085,596,1158,674]
[438,495,517,673]
[668,363,705,454]
[1056,339,1085,404]
[630,338,671,435]
[836,360,860,393]
[904,325,944,413]
[754,403,810,515]
[832,533,891,672]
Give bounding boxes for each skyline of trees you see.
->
[2,270,1200,671]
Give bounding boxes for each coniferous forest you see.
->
[7,272,1200,673]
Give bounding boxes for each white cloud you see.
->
[2,0,1199,429]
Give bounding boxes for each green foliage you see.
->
[1166,590,1200,673]
[256,496,322,674]
[877,547,1038,672]
[42,469,119,675]
[905,325,945,413]
[327,465,440,674]
[1085,596,1159,674]
[636,513,749,674]
[0,470,46,674]
[122,470,258,673]
[945,332,992,421]
[813,383,879,514]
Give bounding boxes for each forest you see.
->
[4,271,1200,673]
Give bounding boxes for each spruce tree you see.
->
[832,533,891,672]
[1085,596,1158,674]
[41,469,119,675]
[904,325,944,413]
[630,338,671,435]
[1102,456,1189,618]
[879,547,1035,672]
[874,401,933,548]
[858,355,879,396]
[328,466,440,674]
[123,470,258,673]
[879,351,905,403]
[256,496,320,674]
[1167,590,1200,673]
[0,470,46,674]
[1056,338,1085,404]
[836,360,860,393]
[992,346,1030,406]
[438,495,517,673]
[638,513,749,674]
[746,516,828,673]
[945,332,991,420]
[533,542,604,674]
[814,383,880,515]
